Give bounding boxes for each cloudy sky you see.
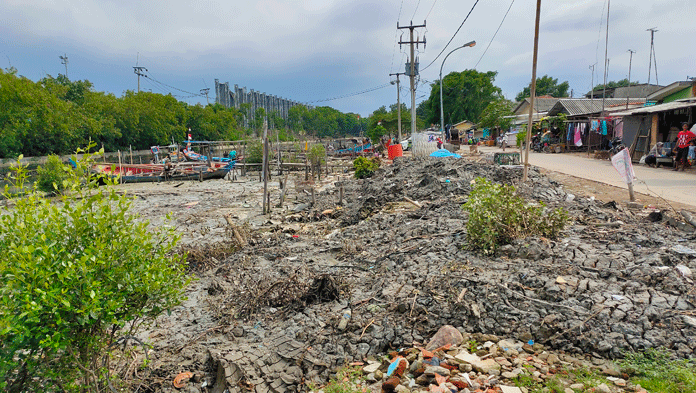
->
[1,0,694,117]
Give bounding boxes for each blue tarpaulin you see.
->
[429,149,462,158]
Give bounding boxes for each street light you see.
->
[440,41,476,134]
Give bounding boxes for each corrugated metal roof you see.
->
[612,99,696,116]
[647,81,693,101]
[546,98,646,116]
[513,97,560,115]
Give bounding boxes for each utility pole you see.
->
[200,88,210,104]
[523,0,541,182]
[647,27,658,85]
[390,72,405,142]
[398,21,426,136]
[601,0,610,116]
[133,66,147,93]
[589,64,596,98]
[389,73,403,142]
[626,49,635,109]
[59,54,69,78]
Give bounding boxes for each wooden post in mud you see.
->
[338,177,344,206]
[118,150,123,185]
[241,143,246,177]
[262,120,269,215]
[305,157,309,181]
[311,187,316,205]
[129,145,133,165]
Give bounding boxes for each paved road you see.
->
[477,146,696,208]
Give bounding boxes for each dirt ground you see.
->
[109,154,696,393]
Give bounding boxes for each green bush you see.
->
[353,156,380,179]
[35,154,72,193]
[308,144,326,166]
[463,177,568,253]
[0,146,190,392]
[516,130,528,147]
[246,139,264,163]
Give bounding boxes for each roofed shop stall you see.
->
[546,98,646,153]
[614,98,696,162]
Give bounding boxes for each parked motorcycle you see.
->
[608,137,626,156]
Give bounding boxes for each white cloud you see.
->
[1,0,694,115]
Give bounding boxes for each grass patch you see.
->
[619,348,696,393]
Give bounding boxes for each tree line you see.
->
[0,68,369,158]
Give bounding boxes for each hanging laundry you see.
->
[601,120,608,136]
[591,120,599,132]
[614,120,623,139]
[574,125,583,147]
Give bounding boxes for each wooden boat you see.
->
[92,161,234,184]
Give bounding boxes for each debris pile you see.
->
[130,157,695,392]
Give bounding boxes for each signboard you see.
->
[611,149,635,184]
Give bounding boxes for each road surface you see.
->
[477,145,696,208]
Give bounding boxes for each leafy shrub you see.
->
[246,139,264,163]
[353,156,380,179]
[463,177,568,253]
[35,154,72,193]
[308,144,326,166]
[0,146,189,392]
[516,130,528,147]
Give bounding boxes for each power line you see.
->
[389,0,406,74]
[474,0,516,68]
[424,0,438,21]
[305,83,392,104]
[420,0,481,72]
[411,0,422,21]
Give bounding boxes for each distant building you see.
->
[584,84,663,99]
[512,96,560,116]
[646,81,696,104]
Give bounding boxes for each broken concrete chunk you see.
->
[425,325,463,351]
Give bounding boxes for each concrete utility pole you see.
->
[601,0,610,116]
[389,73,405,142]
[59,54,68,78]
[523,0,542,183]
[647,28,658,85]
[439,41,476,134]
[200,88,210,104]
[398,21,426,136]
[133,66,147,93]
[626,49,635,109]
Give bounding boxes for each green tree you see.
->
[515,75,570,102]
[478,98,514,136]
[423,69,503,127]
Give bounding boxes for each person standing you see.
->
[673,122,696,171]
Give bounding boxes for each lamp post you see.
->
[440,41,476,134]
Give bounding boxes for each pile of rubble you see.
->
[356,325,647,393]
[136,156,696,392]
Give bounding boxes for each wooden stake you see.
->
[311,187,316,205]
[129,145,133,165]
[118,150,123,185]
[628,181,635,202]
[262,120,269,214]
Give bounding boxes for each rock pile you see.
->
[137,156,696,392]
[357,325,648,393]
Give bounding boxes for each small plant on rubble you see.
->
[0,144,190,392]
[463,177,568,253]
[353,156,380,179]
